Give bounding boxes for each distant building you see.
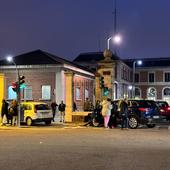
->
[124,58,170,103]
[74,50,132,100]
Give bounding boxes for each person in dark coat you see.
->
[108,101,118,128]
[51,101,58,122]
[9,100,18,126]
[1,99,9,125]
[120,98,129,129]
[58,100,66,123]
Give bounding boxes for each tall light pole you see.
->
[107,34,122,50]
[6,56,21,128]
[133,60,142,98]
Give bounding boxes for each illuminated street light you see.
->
[107,34,122,50]
[6,55,21,128]
[133,60,142,98]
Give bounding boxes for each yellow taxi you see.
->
[20,101,53,126]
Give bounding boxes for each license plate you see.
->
[153,115,159,119]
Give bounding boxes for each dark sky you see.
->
[1,0,170,61]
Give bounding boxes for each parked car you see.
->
[155,101,170,121]
[126,100,161,128]
[20,102,53,126]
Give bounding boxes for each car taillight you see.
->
[167,107,170,110]
[138,108,149,112]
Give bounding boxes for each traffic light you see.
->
[19,76,25,86]
[12,82,17,92]
[100,76,104,88]
[103,87,109,96]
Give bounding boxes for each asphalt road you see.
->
[0,126,170,170]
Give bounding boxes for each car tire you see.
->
[128,116,138,129]
[147,124,156,128]
[45,120,51,125]
[92,117,100,127]
[26,117,32,126]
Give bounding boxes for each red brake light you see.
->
[138,108,149,112]
[167,107,170,110]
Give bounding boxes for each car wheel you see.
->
[26,117,32,126]
[128,116,138,129]
[92,117,100,127]
[45,120,51,125]
[147,124,155,128]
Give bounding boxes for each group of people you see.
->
[95,98,129,129]
[1,99,18,126]
[51,100,66,123]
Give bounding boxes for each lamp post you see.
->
[133,60,142,99]
[107,34,122,50]
[6,56,21,128]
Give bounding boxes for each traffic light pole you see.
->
[15,63,21,128]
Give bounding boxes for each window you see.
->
[135,73,139,83]
[42,85,51,100]
[165,72,170,82]
[76,87,81,100]
[23,86,32,100]
[149,73,155,83]
[135,87,141,98]
[147,87,156,100]
[8,86,17,100]
[85,89,89,99]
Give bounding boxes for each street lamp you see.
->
[133,60,142,98]
[6,55,21,128]
[107,34,122,50]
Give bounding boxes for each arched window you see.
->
[163,87,170,104]
[135,87,141,99]
[147,87,156,100]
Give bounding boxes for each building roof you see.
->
[0,49,94,73]
[124,57,170,68]
[73,51,120,62]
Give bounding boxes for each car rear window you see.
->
[156,101,169,107]
[131,100,157,107]
[35,104,50,110]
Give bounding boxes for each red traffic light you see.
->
[12,82,17,92]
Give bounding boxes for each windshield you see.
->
[35,104,50,110]
[156,101,169,107]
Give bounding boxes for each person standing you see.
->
[1,99,9,125]
[120,98,129,129]
[101,98,112,128]
[9,100,18,126]
[58,100,66,123]
[51,101,58,122]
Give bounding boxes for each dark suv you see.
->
[126,100,161,128]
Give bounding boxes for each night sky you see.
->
[1,0,170,61]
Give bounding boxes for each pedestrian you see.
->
[108,101,118,128]
[9,100,18,126]
[51,101,58,122]
[120,98,129,129]
[101,98,112,128]
[58,100,66,123]
[1,99,9,126]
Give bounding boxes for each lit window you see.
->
[42,85,51,100]
[8,86,17,100]
[85,89,89,99]
[76,87,81,100]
